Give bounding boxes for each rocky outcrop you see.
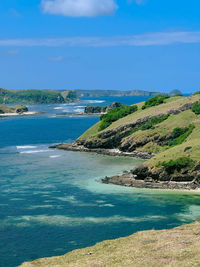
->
[0,104,28,114]
[102,163,200,190]
[50,143,154,159]
[84,102,123,114]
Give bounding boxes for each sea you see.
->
[0,96,200,267]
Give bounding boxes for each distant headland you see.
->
[51,92,200,191]
[0,88,165,105]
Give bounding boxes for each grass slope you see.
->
[78,95,198,141]
[21,221,200,267]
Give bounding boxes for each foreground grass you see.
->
[21,221,200,267]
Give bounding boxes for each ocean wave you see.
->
[74,108,84,113]
[16,145,37,149]
[85,100,105,104]
[75,106,86,108]
[49,155,61,158]
[20,149,49,154]
[53,107,63,110]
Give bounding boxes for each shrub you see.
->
[160,157,195,174]
[140,114,169,131]
[142,95,170,110]
[193,91,200,95]
[192,101,200,115]
[84,105,106,114]
[125,114,169,137]
[168,125,195,147]
[99,105,138,131]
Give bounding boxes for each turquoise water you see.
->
[0,96,200,267]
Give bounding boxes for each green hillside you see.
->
[0,88,78,104]
[57,94,200,189]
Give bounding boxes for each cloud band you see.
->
[1,31,200,47]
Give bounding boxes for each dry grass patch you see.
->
[20,221,200,267]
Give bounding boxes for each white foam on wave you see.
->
[75,106,86,108]
[49,155,61,158]
[85,100,105,104]
[16,145,37,149]
[53,107,63,110]
[74,108,84,113]
[20,149,49,154]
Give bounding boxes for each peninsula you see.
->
[52,93,200,191]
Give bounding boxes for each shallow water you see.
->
[0,96,200,267]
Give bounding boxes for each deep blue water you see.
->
[0,96,200,267]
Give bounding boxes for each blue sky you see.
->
[1,0,200,93]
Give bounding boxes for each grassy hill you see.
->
[54,94,200,190]
[20,221,200,267]
[0,89,78,104]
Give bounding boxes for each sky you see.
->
[0,0,200,93]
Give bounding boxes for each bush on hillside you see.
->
[140,114,169,130]
[192,101,200,115]
[193,91,200,95]
[159,157,195,174]
[99,105,138,131]
[142,95,170,110]
[168,125,195,147]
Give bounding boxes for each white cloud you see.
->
[1,31,200,47]
[41,0,118,17]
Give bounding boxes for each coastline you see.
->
[50,143,200,192]
[101,172,200,193]
[0,111,38,117]
[50,142,154,159]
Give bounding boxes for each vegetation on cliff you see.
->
[84,102,123,114]
[99,105,138,131]
[0,88,78,104]
[192,101,200,114]
[21,221,200,267]
[141,94,170,110]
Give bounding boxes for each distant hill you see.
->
[75,89,162,98]
[0,89,78,104]
[169,89,182,96]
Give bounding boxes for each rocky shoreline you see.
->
[50,143,200,191]
[102,164,200,191]
[50,142,155,159]
[101,172,200,191]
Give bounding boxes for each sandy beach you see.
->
[0,111,38,117]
